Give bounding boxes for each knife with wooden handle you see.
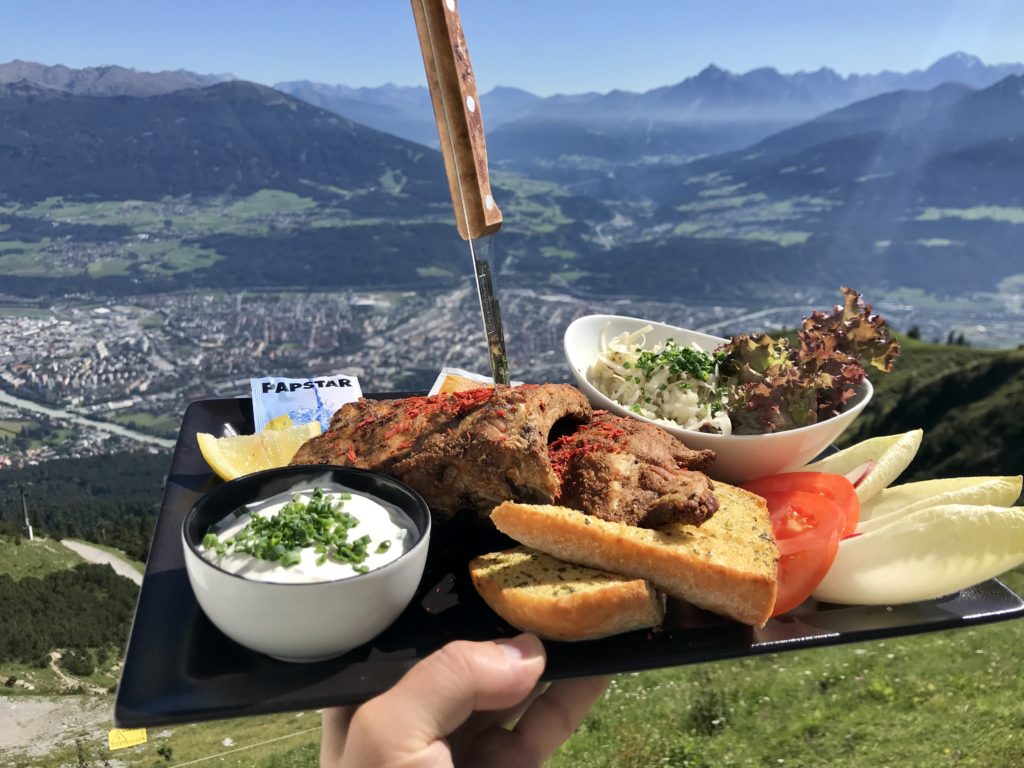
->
[411,0,503,239]
[411,0,510,385]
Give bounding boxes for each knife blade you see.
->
[411,0,510,385]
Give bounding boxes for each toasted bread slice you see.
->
[489,484,778,627]
[469,546,666,641]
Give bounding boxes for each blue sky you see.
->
[3,1,1022,95]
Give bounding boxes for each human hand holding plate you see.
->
[321,634,610,767]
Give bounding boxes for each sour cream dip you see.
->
[201,478,413,584]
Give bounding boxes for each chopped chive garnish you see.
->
[201,487,380,573]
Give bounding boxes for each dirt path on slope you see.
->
[61,540,144,586]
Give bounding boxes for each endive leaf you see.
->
[857,476,1022,532]
[813,504,1024,605]
[802,429,922,502]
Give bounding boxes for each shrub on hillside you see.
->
[61,648,96,677]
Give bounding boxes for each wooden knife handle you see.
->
[411,0,502,240]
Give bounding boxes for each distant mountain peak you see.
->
[373,82,423,94]
[931,51,984,69]
[697,64,729,79]
[485,85,537,97]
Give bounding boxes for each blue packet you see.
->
[250,374,363,432]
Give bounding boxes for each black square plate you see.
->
[115,396,1024,727]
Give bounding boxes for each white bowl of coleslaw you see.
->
[563,314,873,484]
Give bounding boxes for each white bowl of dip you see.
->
[563,314,873,484]
[182,465,431,662]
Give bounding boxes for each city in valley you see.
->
[1,285,1020,468]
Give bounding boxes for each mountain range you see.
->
[589,74,1024,296]
[4,51,1019,162]
[0,79,446,203]
[0,59,232,97]
[0,54,1022,300]
[645,75,1024,209]
[274,52,1024,164]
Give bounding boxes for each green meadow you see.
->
[549,568,1024,767]
[0,536,84,581]
[100,566,1018,768]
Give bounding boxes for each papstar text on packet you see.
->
[251,374,362,432]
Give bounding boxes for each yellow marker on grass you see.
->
[108,727,148,750]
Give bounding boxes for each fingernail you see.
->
[496,633,543,662]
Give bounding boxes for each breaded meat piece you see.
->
[549,410,718,528]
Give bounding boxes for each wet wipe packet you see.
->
[250,374,363,432]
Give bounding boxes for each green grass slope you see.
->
[550,569,1024,767]
[843,337,1024,487]
[31,710,324,768]
[0,536,85,580]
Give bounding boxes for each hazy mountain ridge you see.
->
[7,53,1019,167]
[490,54,1024,172]
[595,74,1024,296]
[8,51,1020,150]
[0,59,233,97]
[648,75,1024,207]
[274,52,1024,164]
[273,80,439,146]
[273,79,543,147]
[575,52,1024,122]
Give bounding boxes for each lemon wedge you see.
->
[197,422,321,481]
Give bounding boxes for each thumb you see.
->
[350,634,545,757]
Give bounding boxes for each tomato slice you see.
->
[744,472,860,538]
[741,481,849,616]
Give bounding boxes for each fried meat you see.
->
[290,384,592,517]
[549,410,718,528]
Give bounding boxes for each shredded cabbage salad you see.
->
[588,325,732,435]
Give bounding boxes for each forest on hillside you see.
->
[0,563,139,670]
[844,337,1024,492]
[0,452,168,561]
